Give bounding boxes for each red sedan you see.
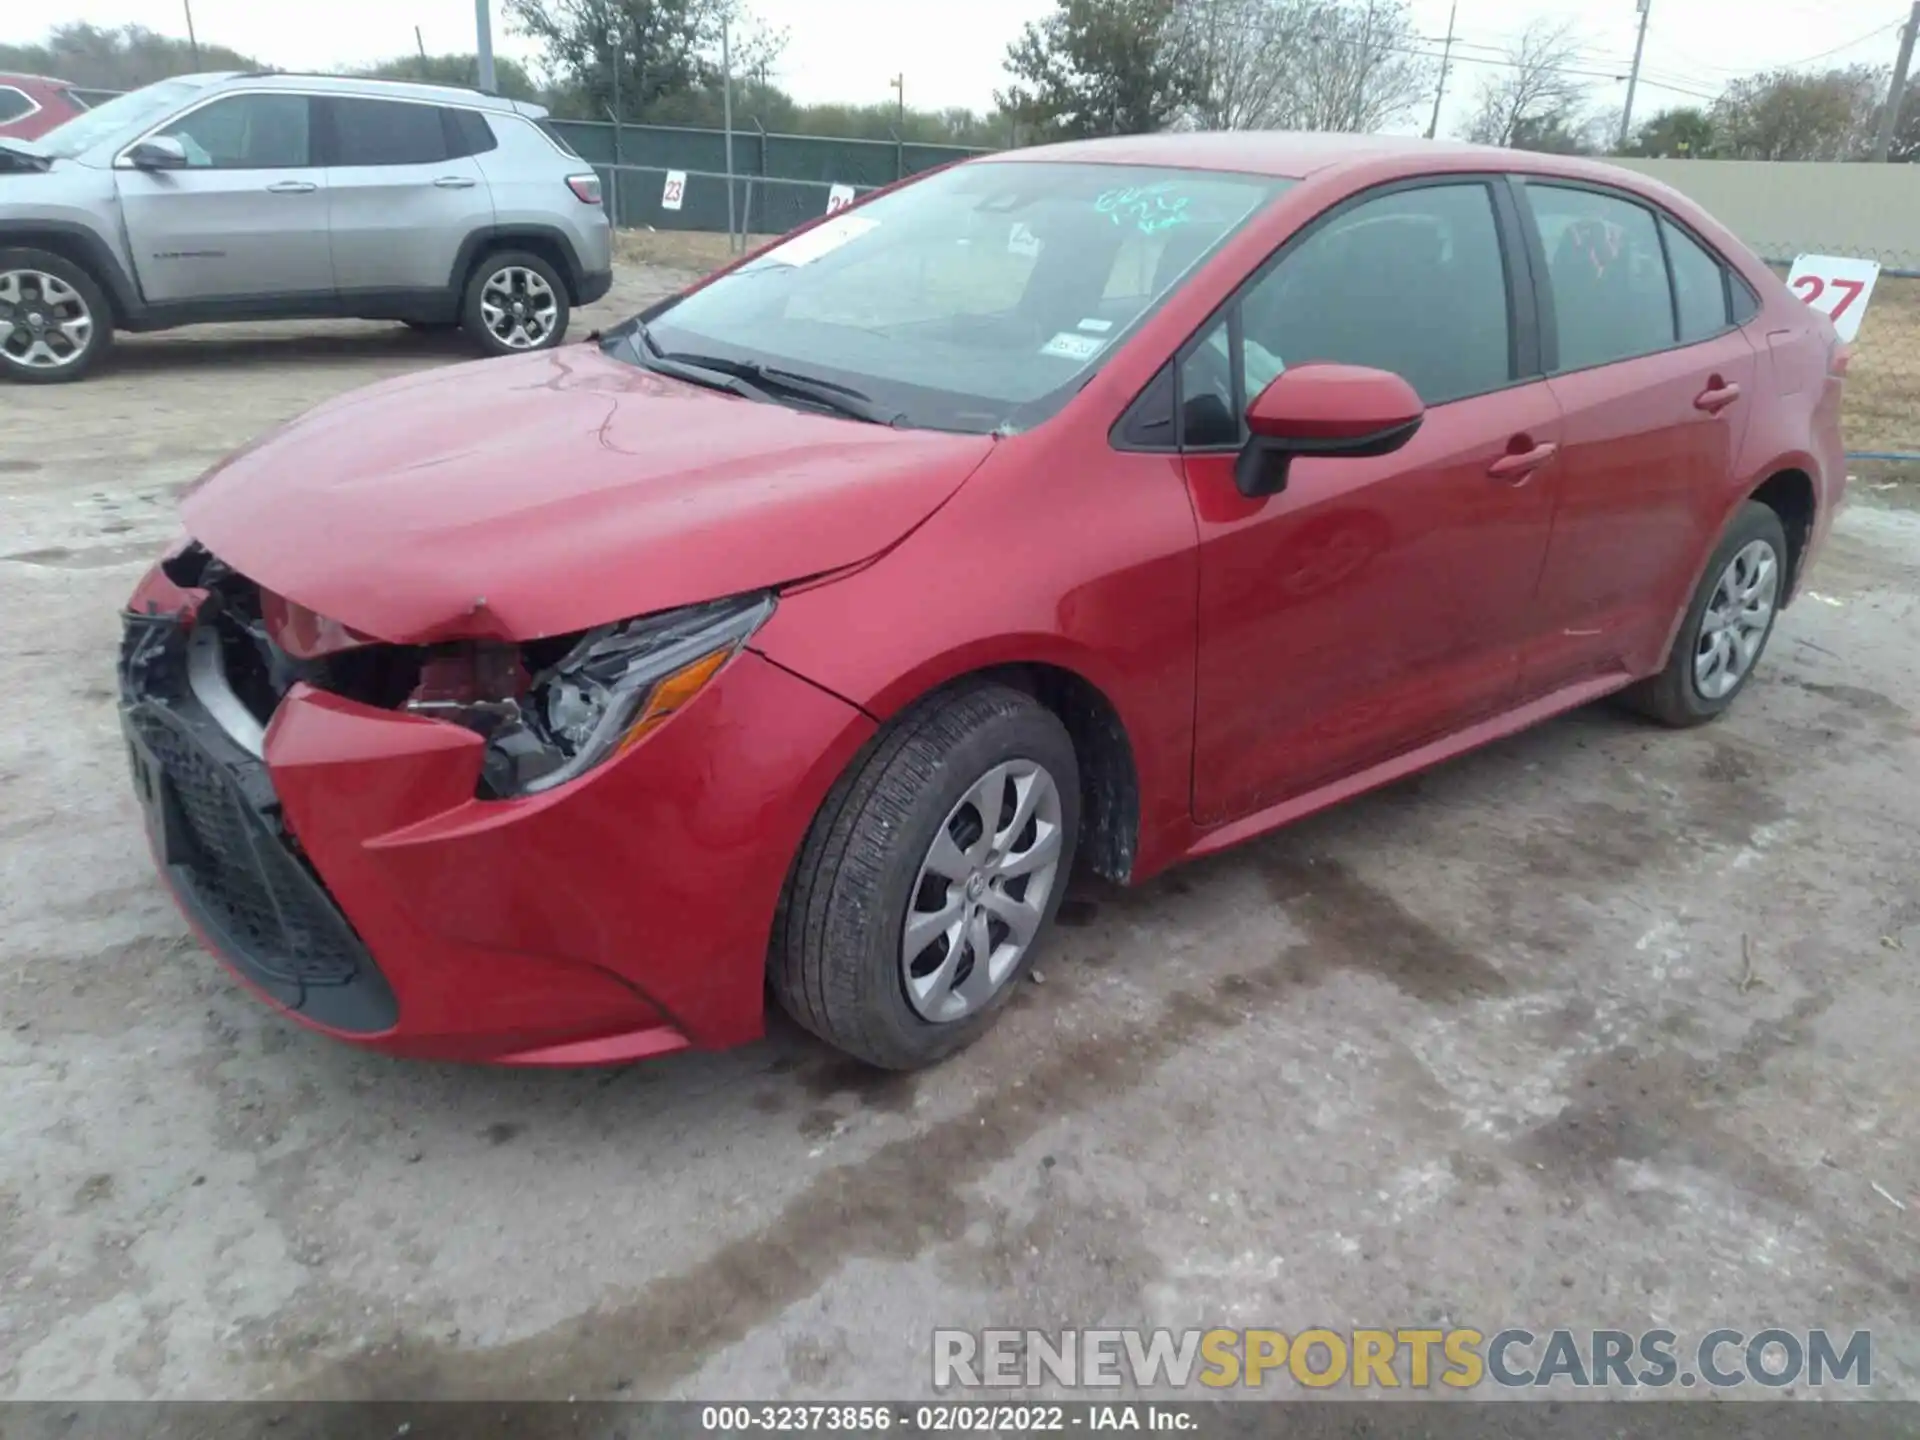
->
[119,133,1845,1069]
[0,73,89,140]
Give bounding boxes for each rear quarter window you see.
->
[443,107,497,158]
[0,86,38,124]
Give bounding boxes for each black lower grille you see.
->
[121,599,397,1034]
[130,711,363,988]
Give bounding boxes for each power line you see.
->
[1774,14,1906,67]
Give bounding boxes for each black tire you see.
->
[1619,501,1789,727]
[0,246,112,384]
[771,683,1081,1070]
[460,250,570,357]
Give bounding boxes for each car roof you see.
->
[983,131,1642,185]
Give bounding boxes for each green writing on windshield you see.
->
[1095,183,1194,235]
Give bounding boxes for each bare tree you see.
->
[1177,0,1431,132]
[1176,0,1311,129]
[1464,18,1590,147]
[1286,0,1433,133]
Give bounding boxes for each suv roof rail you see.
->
[233,71,507,99]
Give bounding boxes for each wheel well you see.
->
[464,234,576,302]
[0,229,123,324]
[1749,469,1815,598]
[987,663,1141,884]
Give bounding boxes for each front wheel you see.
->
[0,248,112,383]
[771,683,1080,1070]
[1620,501,1788,727]
[461,251,570,357]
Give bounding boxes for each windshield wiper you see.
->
[614,321,774,404]
[616,322,905,426]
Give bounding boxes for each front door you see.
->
[115,92,332,304]
[1514,183,1761,691]
[319,95,493,299]
[1184,179,1562,824]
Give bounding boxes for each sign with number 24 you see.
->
[1786,254,1880,343]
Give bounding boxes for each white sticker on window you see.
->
[1008,222,1042,258]
[1040,331,1105,361]
[1076,317,1113,333]
[764,213,877,267]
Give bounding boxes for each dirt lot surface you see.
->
[3,261,1918,1403]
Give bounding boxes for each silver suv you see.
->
[0,71,613,382]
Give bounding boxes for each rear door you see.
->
[319,96,493,302]
[1517,181,1760,692]
[114,91,332,304]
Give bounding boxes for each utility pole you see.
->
[415,26,428,63]
[1874,1,1920,161]
[475,0,497,94]
[890,73,905,130]
[723,14,738,253]
[1618,0,1650,151]
[1425,0,1456,140]
[182,0,200,68]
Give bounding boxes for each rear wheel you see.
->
[771,683,1080,1070]
[1620,501,1788,727]
[0,248,111,383]
[461,250,570,357]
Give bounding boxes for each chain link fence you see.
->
[548,118,980,195]
[594,162,873,238]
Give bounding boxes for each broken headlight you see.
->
[473,593,775,798]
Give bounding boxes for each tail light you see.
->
[1829,342,1852,378]
[566,173,603,205]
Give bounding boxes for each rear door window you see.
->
[1527,184,1675,371]
[326,97,449,166]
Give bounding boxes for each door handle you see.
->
[265,180,317,194]
[1695,380,1742,414]
[432,176,477,189]
[1488,441,1558,482]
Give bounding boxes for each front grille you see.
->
[130,709,366,988]
[122,597,396,1033]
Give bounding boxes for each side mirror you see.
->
[125,136,188,171]
[1234,363,1425,498]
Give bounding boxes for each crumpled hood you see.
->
[181,345,995,643]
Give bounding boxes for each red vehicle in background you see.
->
[0,73,90,139]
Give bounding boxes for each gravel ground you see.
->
[2,264,1916,1402]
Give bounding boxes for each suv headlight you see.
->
[476,593,774,797]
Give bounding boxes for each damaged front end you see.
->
[146,542,777,799]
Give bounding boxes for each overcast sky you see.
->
[5,0,1911,136]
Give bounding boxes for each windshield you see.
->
[628,161,1289,434]
[35,77,218,160]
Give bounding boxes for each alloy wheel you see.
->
[478,265,559,350]
[0,269,94,372]
[1694,538,1779,700]
[900,759,1065,1023]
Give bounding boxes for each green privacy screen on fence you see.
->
[545,119,987,233]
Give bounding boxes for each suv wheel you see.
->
[462,251,570,357]
[0,248,111,383]
[771,683,1080,1070]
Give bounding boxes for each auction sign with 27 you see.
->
[1787,253,1880,343]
